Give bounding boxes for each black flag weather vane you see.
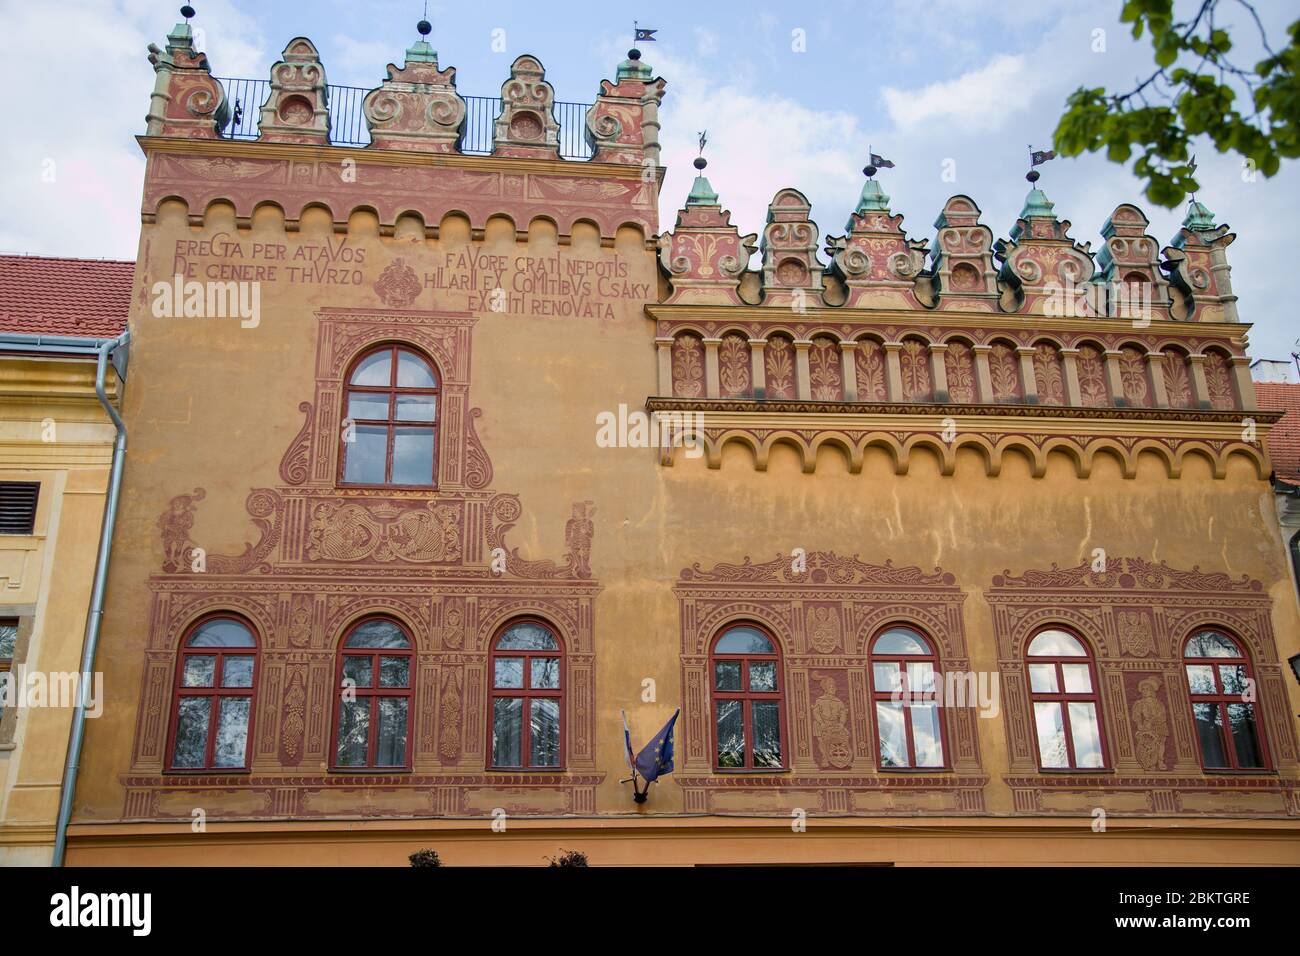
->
[864,147,895,178]
[634,22,658,43]
[1027,144,1056,182]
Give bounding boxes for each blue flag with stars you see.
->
[633,709,679,783]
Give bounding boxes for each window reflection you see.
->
[1025,629,1107,770]
[490,621,564,769]
[710,625,784,770]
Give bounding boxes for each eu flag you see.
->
[633,709,679,783]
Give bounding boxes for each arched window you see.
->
[1026,628,1107,769]
[710,624,785,769]
[490,620,564,768]
[869,625,947,768]
[340,345,439,487]
[332,617,413,768]
[168,615,258,770]
[1184,630,1268,770]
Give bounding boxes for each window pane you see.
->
[396,350,437,388]
[874,627,929,655]
[876,700,908,767]
[714,660,741,691]
[715,627,773,654]
[715,700,744,767]
[530,657,560,689]
[1061,663,1092,694]
[751,701,782,767]
[1226,703,1263,768]
[345,619,410,648]
[492,697,523,766]
[910,702,944,767]
[187,619,256,647]
[748,660,776,692]
[497,623,559,651]
[1194,702,1228,768]
[376,698,408,766]
[1218,664,1248,697]
[1185,630,1240,658]
[182,655,216,688]
[530,698,561,767]
[906,661,935,695]
[1185,664,1216,696]
[342,655,372,689]
[351,350,391,386]
[347,393,389,421]
[212,696,250,768]
[379,655,410,688]
[393,427,435,485]
[1028,629,1086,656]
[172,697,211,768]
[1033,701,1069,768]
[873,661,901,693]
[343,425,388,483]
[221,655,254,688]
[1028,663,1058,694]
[335,698,370,766]
[494,657,523,689]
[0,623,16,659]
[395,395,437,422]
[1067,702,1104,768]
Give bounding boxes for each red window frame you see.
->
[709,623,788,770]
[488,617,565,770]
[1025,627,1109,771]
[339,344,441,489]
[868,625,950,769]
[1183,630,1271,772]
[165,613,259,772]
[330,616,415,770]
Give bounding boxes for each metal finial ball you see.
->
[693,156,707,170]
[417,19,431,36]
[1026,169,1040,183]
[628,48,641,60]
[864,165,877,178]
[180,4,195,19]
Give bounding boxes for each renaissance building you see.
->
[62,11,1300,865]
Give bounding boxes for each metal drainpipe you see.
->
[51,329,130,867]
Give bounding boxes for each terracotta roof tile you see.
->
[0,254,134,338]
[1255,381,1300,484]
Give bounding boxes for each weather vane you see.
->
[1188,154,1199,200]
[180,4,195,22]
[864,146,895,178]
[1027,144,1056,183]
[695,131,708,171]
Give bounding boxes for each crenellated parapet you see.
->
[929,196,1001,311]
[1096,203,1176,321]
[585,49,667,167]
[362,37,466,153]
[493,55,560,159]
[760,189,825,308]
[826,175,929,310]
[995,186,1096,315]
[146,18,229,138]
[257,37,331,145]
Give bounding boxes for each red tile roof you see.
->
[1256,381,1300,486]
[0,254,134,338]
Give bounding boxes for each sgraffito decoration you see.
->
[988,557,1298,817]
[674,551,987,815]
[257,38,331,146]
[128,307,603,821]
[362,42,467,153]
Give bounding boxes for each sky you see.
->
[1,0,1297,361]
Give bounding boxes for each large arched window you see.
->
[1026,628,1107,769]
[1184,630,1268,770]
[340,345,439,487]
[168,615,258,770]
[490,620,564,768]
[869,625,947,768]
[332,617,413,768]
[710,624,785,769]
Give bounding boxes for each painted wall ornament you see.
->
[1131,677,1169,771]
[811,675,853,769]
[493,55,560,158]
[362,41,467,153]
[257,38,331,145]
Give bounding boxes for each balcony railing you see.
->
[215,77,594,159]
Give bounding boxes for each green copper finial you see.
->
[617,47,652,82]
[1020,185,1055,220]
[1183,198,1216,231]
[686,155,718,206]
[846,176,891,230]
[406,7,437,62]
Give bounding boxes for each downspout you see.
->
[51,329,130,867]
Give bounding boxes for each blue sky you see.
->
[2,0,1296,360]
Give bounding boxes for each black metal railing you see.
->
[215,77,593,159]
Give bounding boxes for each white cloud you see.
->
[882,54,1033,132]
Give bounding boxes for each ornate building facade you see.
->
[63,14,1300,864]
